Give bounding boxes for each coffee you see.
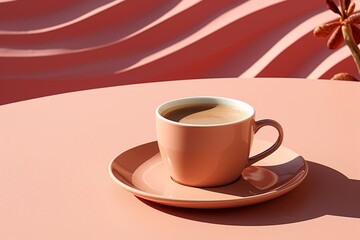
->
[161,103,248,125]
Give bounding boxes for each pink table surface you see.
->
[1,78,360,240]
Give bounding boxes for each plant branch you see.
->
[342,23,360,74]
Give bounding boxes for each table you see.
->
[1,78,359,240]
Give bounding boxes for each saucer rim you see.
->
[108,140,309,208]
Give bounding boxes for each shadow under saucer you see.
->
[140,160,360,225]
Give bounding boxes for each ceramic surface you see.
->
[156,96,283,187]
[109,139,308,208]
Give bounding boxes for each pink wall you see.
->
[0,0,356,104]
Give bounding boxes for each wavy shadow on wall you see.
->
[0,0,356,105]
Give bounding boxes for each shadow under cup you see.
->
[156,96,284,188]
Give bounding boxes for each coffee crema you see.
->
[161,103,248,125]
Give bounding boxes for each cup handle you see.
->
[247,119,284,167]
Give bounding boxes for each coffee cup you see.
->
[156,96,283,187]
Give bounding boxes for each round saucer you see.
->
[109,140,308,209]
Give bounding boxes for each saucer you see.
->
[109,140,308,209]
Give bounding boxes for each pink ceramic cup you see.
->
[156,96,283,187]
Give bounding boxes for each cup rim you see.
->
[156,96,255,127]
